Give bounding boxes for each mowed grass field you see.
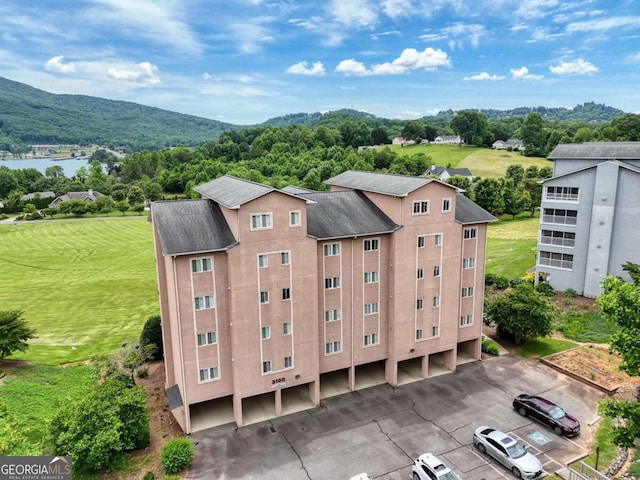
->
[0,218,158,365]
[485,215,540,278]
[388,144,552,178]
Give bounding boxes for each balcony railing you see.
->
[540,236,576,247]
[542,214,577,225]
[538,257,573,269]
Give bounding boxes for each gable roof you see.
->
[281,185,315,195]
[427,165,472,177]
[325,170,443,197]
[540,159,640,183]
[296,190,401,239]
[21,191,56,201]
[151,199,237,256]
[549,142,640,160]
[454,193,497,224]
[194,175,304,209]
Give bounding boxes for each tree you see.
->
[505,164,525,186]
[0,310,36,361]
[471,178,504,215]
[520,113,545,156]
[0,167,19,199]
[91,340,156,386]
[446,175,472,194]
[450,111,489,145]
[140,315,163,360]
[127,185,145,205]
[95,195,115,214]
[116,199,130,215]
[484,283,555,343]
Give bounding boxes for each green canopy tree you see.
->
[0,310,36,361]
[450,110,489,145]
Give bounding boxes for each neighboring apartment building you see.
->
[150,171,495,433]
[536,142,640,298]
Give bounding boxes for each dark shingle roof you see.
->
[194,175,275,209]
[281,185,315,195]
[541,159,640,183]
[326,170,436,197]
[455,193,497,224]
[549,142,640,160]
[151,199,237,256]
[297,190,400,239]
[427,166,472,177]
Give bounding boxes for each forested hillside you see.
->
[0,77,242,153]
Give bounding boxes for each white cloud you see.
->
[631,52,640,63]
[286,61,326,76]
[464,72,505,81]
[510,66,544,80]
[45,55,76,73]
[226,19,275,54]
[566,16,640,33]
[549,58,598,75]
[330,0,378,28]
[443,23,486,48]
[335,59,370,76]
[381,0,412,19]
[107,62,160,84]
[515,0,560,19]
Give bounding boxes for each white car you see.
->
[411,452,460,480]
[473,426,543,479]
[349,474,372,480]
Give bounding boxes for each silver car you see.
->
[473,426,543,479]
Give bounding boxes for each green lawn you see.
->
[0,218,158,364]
[486,215,540,278]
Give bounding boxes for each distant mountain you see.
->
[263,109,378,127]
[0,77,243,152]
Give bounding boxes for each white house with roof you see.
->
[493,139,525,151]
[433,135,461,145]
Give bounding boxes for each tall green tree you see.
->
[450,111,489,145]
[520,112,545,156]
[0,310,36,361]
[471,177,504,215]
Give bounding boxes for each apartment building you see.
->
[150,170,495,433]
[536,142,640,298]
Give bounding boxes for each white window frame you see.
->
[289,210,301,227]
[323,243,340,256]
[461,287,474,298]
[433,265,440,277]
[538,251,574,269]
[194,295,215,310]
[250,212,272,230]
[463,257,476,269]
[284,356,293,368]
[281,251,290,265]
[442,198,451,212]
[283,322,292,335]
[199,366,219,382]
[460,314,473,326]
[416,329,423,340]
[325,341,341,354]
[364,271,379,284]
[261,326,271,339]
[540,230,576,247]
[282,287,291,300]
[542,208,578,225]
[545,186,579,202]
[417,299,423,310]
[260,291,269,304]
[364,333,379,346]
[417,236,425,248]
[432,326,439,337]
[417,268,424,279]
[258,254,268,268]
[412,200,429,215]
[197,331,217,346]
[364,302,379,315]
[463,228,477,240]
[432,296,440,308]
[191,258,212,273]
[364,238,379,251]
[434,234,442,246]
[325,309,341,322]
[325,277,340,289]
[262,361,272,373]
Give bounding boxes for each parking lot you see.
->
[186,354,605,479]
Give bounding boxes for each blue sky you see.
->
[1,0,639,125]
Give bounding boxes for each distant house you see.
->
[21,191,56,202]
[433,135,461,145]
[493,139,525,151]
[425,165,473,181]
[391,136,416,146]
[48,189,104,208]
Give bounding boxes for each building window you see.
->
[433,265,440,277]
[546,186,579,201]
[417,268,424,279]
[412,200,429,215]
[284,356,293,368]
[251,213,272,230]
[364,239,379,251]
[418,236,425,248]
[364,271,379,284]
[364,333,379,346]
[281,251,290,265]
[442,198,451,212]
[283,322,292,335]
[261,326,271,339]
[258,254,268,268]
[197,331,217,346]
[463,257,476,269]
[282,287,291,300]
[325,341,341,354]
[539,251,574,269]
[262,361,272,373]
[460,315,473,326]
[260,291,269,304]
[461,287,474,298]
[194,295,215,310]
[434,234,442,246]
[464,228,477,240]
[192,258,212,273]
[364,302,379,315]
[325,277,340,289]
[417,299,423,310]
[325,309,341,322]
[416,329,423,340]
[432,326,439,337]
[432,296,440,307]
[542,208,578,225]
[289,210,301,227]
[324,243,340,256]
[540,230,576,247]
[199,366,219,381]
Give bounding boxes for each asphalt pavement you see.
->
[186,354,605,480]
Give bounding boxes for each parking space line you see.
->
[468,445,512,479]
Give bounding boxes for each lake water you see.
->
[0,157,93,177]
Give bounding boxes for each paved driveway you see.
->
[187,355,604,480]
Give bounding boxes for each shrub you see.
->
[493,275,509,289]
[522,272,536,284]
[535,282,556,296]
[161,438,194,474]
[564,288,578,298]
[484,273,495,286]
[140,315,163,360]
[481,338,500,356]
[509,277,524,287]
[137,366,149,378]
[142,472,155,480]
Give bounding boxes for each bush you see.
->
[509,277,524,287]
[481,338,500,356]
[161,438,194,474]
[493,275,509,289]
[535,282,556,296]
[484,273,495,286]
[140,315,163,360]
[142,472,155,480]
[564,288,577,298]
[0,213,8,220]
[522,272,536,284]
[137,366,149,378]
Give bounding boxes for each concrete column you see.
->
[309,381,320,406]
[385,359,398,386]
[275,389,282,417]
[233,394,243,427]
